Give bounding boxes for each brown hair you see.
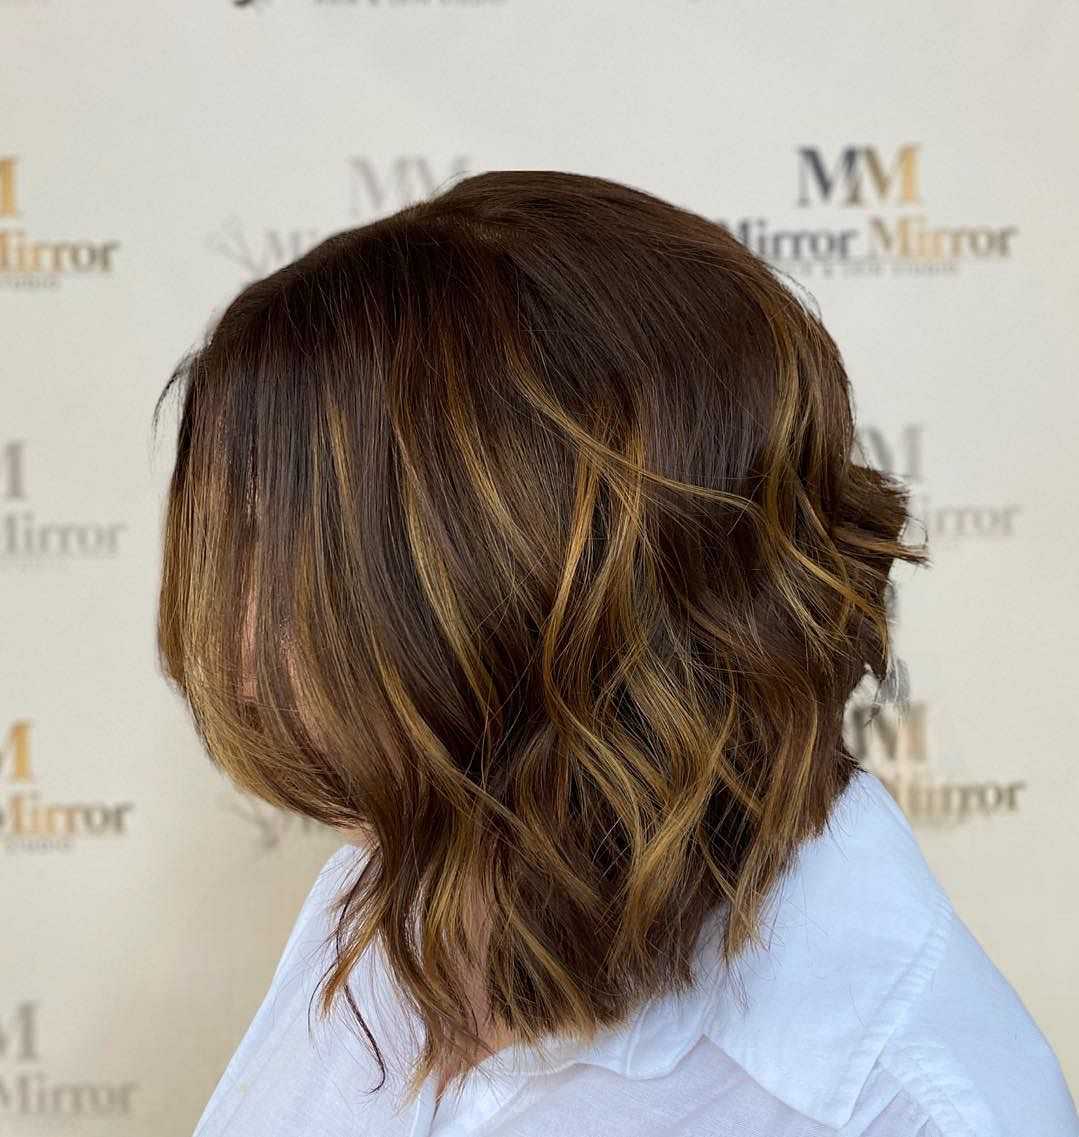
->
[153,169,929,1104]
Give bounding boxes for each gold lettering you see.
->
[0,157,16,218]
[0,720,33,782]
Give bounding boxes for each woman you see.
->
[154,170,1076,1136]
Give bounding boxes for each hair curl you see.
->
[153,169,929,1106]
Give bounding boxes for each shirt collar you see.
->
[477,770,952,1129]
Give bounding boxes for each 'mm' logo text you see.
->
[796,144,920,208]
[720,143,1018,277]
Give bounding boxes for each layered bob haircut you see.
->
[154,170,928,1103]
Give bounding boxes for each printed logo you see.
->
[846,679,1026,828]
[310,0,508,5]
[206,215,322,280]
[0,440,129,568]
[0,158,120,290]
[719,144,1018,277]
[223,792,334,852]
[347,155,470,221]
[843,427,1026,823]
[854,422,1021,547]
[208,155,471,281]
[0,1001,139,1120]
[0,721,135,853]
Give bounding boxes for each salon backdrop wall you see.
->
[2,1,1077,1131]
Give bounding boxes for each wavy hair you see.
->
[153,169,929,1105]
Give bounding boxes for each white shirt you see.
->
[192,770,1078,1136]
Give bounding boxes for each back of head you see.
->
[153,169,928,1100]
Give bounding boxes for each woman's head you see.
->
[154,169,928,1100]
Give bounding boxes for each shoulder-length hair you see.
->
[153,169,928,1104]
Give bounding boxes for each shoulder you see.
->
[864,902,1077,1137]
[702,771,1077,1136]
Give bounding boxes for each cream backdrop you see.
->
[2,0,1077,1132]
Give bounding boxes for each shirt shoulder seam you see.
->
[828,887,956,1124]
[874,904,981,1137]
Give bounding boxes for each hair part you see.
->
[153,169,929,1105]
